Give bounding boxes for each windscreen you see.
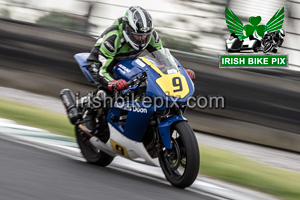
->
[143,48,178,74]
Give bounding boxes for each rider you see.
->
[261,29,285,53]
[81,6,195,135]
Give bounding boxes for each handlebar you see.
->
[126,79,134,86]
[128,72,147,86]
[119,72,147,94]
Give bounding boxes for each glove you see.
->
[108,79,128,91]
[185,69,195,80]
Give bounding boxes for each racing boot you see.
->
[79,109,97,137]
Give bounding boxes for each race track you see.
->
[0,138,217,200]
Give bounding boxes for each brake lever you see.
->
[122,84,139,95]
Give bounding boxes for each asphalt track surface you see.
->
[0,138,218,200]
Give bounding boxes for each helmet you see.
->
[123,6,153,51]
[279,29,285,38]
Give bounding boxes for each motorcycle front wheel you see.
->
[75,125,114,166]
[159,121,200,188]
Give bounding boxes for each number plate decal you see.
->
[156,74,189,98]
[110,139,130,158]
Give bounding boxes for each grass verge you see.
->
[0,98,73,137]
[200,146,300,200]
[1,98,300,200]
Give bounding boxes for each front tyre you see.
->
[75,125,114,166]
[159,121,200,188]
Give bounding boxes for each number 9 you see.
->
[173,77,183,92]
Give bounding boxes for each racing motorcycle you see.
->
[60,48,200,188]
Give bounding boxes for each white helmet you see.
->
[123,6,154,51]
[279,29,285,39]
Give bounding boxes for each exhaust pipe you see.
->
[60,89,79,125]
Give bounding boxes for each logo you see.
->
[135,59,146,67]
[114,102,147,113]
[220,7,288,68]
[117,64,131,74]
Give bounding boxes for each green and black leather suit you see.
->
[87,17,163,89]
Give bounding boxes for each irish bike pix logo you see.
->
[220,7,288,68]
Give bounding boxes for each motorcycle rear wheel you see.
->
[75,125,114,166]
[159,121,200,188]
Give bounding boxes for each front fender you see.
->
[158,116,187,149]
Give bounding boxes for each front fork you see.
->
[157,115,187,150]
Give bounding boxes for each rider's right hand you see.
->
[108,79,128,91]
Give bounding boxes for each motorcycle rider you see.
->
[261,29,285,53]
[81,6,195,135]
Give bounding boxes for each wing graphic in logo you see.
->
[225,7,246,40]
[264,7,284,34]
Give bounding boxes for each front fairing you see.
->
[138,51,194,104]
[144,61,194,103]
[117,48,194,103]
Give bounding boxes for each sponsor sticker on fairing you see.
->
[135,59,146,67]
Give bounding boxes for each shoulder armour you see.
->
[103,34,117,54]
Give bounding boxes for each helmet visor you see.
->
[129,32,152,49]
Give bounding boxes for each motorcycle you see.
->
[261,31,284,53]
[60,48,200,188]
